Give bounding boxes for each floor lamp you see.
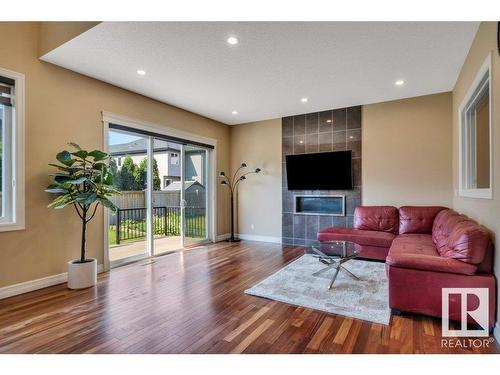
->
[219,163,261,242]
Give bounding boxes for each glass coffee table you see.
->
[306,241,360,289]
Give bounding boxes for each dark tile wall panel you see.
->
[282,106,362,246]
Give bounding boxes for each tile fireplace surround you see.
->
[282,106,362,246]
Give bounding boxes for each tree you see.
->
[109,157,121,189]
[135,157,161,190]
[118,156,138,191]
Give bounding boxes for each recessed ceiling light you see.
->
[227,36,239,45]
[326,119,332,123]
[395,80,405,86]
[137,69,146,76]
[232,110,238,115]
[301,97,308,103]
[299,140,304,144]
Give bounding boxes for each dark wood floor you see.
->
[0,241,498,354]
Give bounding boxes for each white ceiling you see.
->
[41,22,478,125]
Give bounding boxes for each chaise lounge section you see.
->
[317,205,496,327]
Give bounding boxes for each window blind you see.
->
[0,79,14,107]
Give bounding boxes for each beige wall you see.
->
[362,92,453,207]
[230,119,282,239]
[38,22,100,56]
[0,22,230,288]
[451,22,500,327]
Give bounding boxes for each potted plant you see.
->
[46,142,119,289]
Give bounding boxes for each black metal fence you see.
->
[115,206,205,244]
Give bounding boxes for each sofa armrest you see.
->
[386,253,477,276]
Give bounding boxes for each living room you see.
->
[1,0,500,371]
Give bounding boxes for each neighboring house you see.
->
[109,139,206,190]
[109,138,181,190]
[184,149,206,185]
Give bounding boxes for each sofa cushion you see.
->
[440,221,490,264]
[354,206,399,234]
[389,234,438,257]
[432,209,469,250]
[317,227,395,248]
[386,253,478,275]
[399,206,446,234]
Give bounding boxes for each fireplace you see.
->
[282,106,361,246]
[294,195,345,216]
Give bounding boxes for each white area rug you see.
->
[245,254,390,325]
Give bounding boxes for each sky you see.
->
[109,130,143,146]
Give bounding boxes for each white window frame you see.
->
[0,67,25,232]
[458,53,493,200]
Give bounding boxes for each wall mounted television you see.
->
[285,150,353,190]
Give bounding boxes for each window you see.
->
[459,54,492,199]
[0,68,25,231]
[163,177,172,189]
[170,152,179,165]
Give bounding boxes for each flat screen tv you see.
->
[286,151,352,190]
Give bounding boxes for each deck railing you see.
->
[114,206,205,244]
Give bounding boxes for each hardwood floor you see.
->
[0,241,498,354]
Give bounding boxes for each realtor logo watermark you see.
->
[441,288,493,349]
[442,288,489,337]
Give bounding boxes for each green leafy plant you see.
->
[46,143,119,263]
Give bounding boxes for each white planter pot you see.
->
[67,258,97,289]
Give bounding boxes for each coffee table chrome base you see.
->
[310,244,360,289]
[312,258,360,289]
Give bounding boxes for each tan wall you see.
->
[38,22,100,56]
[451,22,500,326]
[230,119,282,239]
[0,22,230,288]
[362,93,453,207]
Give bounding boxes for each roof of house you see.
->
[109,138,180,156]
[163,180,204,191]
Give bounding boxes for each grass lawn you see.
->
[108,226,146,246]
[108,214,205,246]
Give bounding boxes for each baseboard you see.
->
[0,264,104,300]
[216,233,282,244]
[237,233,282,244]
[215,233,230,242]
[494,323,500,342]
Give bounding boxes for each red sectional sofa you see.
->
[317,206,496,328]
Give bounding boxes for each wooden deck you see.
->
[0,241,498,354]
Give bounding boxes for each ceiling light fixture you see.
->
[137,69,146,76]
[227,36,239,45]
[326,119,332,123]
[232,110,238,115]
[301,97,308,103]
[395,79,405,86]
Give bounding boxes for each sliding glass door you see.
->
[152,138,183,256]
[107,129,150,265]
[106,124,213,266]
[181,145,209,247]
